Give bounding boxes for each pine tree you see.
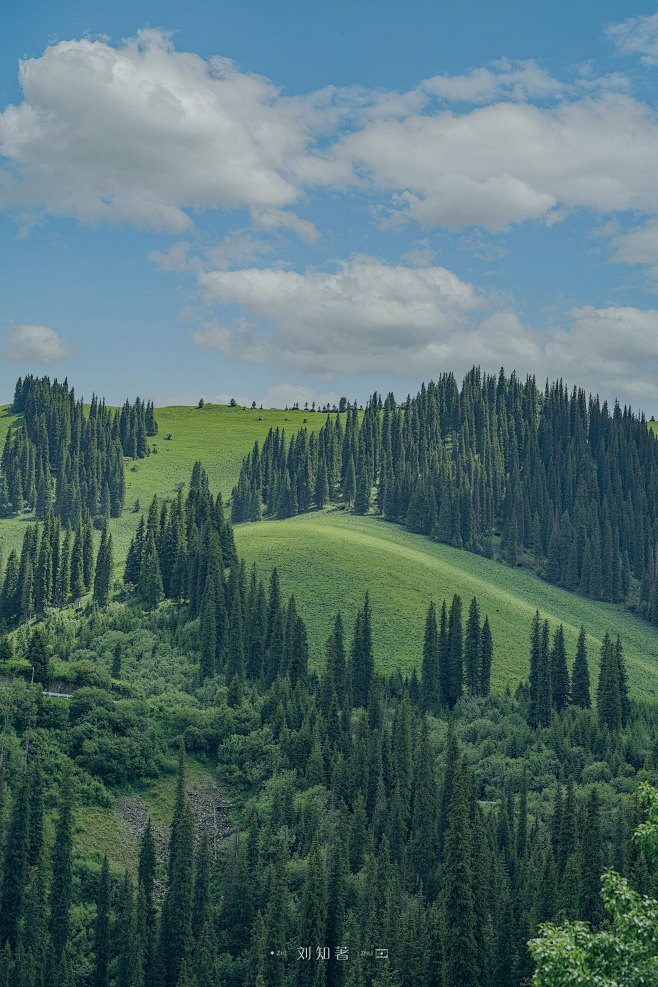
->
[49,765,74,965]
[264,836,289,987]
[92,523,113,607]
[421,602,439,713]
[479,615,493,697]
[0,769,29,948]
[536,619,552,728]
[446,593,463,708]
[464,596,480,697]
[442,757,478,987]
[139,530,164,609]
[597,631,621,730]
[93,856,110,987]
[27,625,51,685]
[550,623,569,712]
[297,842,327,987]
[164,752,195,987]
[578,787,603,926]
[410,717,439,896]
[571,625,591,708]
[115,873,138,987]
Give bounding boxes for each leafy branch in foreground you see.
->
[529,782,658,987]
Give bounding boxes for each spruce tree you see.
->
[139,530,164,609]
[49,765,74,966]
[441,756,478,987]
[421,602,439,713]
[571,625,591,708]
[297,842,327,987]
[0,769,29,948]
[464,596,481,697]
[479,615,493,697]
[93,856,110,987]
[27,625,51,686]
[550,623,569,712]
[597,631,621,730]
[446,593,463,708]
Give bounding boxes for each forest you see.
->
[0,373,657,987]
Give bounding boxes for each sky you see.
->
[3,2,658,413]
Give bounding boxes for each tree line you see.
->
[231,369,658,626]
[1,375,158,523]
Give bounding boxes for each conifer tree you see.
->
[571,625,591,708]
[536,619,552,727]
[442,756,478,987]
[115,873,138,987]
[421,602,439,713]
[410,717,439,896]
[27,757,43,865]
[446,593,463,708]
[297,841,327,987]
[49,765,74,966]
[479,615,493,697]
[550,623,569,712]
[93,856,110,987]
[597,631,621,730]
[0,769,29,948]
[191,832,211,942]
[464,596,481,697]
[164,753,194,987]
[27,624,51,685]
[325,838,348,987]
[139,530,164,609]
[264,836,289,987]
[578,787,603,926]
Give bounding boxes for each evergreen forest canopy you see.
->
[1,375,158,523]
[232,367,658,626]
[0,372,657,986]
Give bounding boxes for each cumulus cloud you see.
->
[338,92,658,231]
[195,255,486,375]
[2,324,70,363]
[0,30,344,231]
[2,34,658,238]
[607,12,658,65]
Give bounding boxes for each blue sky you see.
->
[3,1,658,413]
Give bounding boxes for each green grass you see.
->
[0,400,332,571]
[234,509,658,698]
[113,403,330,565]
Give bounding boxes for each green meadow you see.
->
[234,510,658,697]
[3,399,658,700]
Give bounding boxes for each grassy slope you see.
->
[234,510,658,697]
[3,400,658,699]
[0,401,329,567]
[115,403,329,564]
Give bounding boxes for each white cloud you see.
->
[2,35,656,239]
[611,220,658,281]
[607,12,658,65]
[195,255,486,375]
[0,30,342,231]
[338,92,658,231]
[251,208,320,243]
[2,324,70,363]
[542,306,658,404]
[422,59,564,104]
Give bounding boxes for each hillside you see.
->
[234,509,658,696]
[4,397,658,700]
